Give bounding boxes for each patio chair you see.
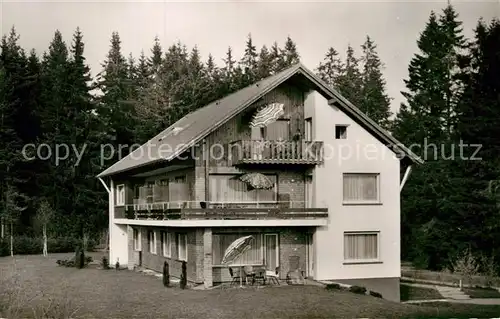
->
[252,267,266,286]
[266,266,280,285]
[229,267,246,286]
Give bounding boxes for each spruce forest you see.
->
[1,5,500,274]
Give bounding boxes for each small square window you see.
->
[335,125,347,139]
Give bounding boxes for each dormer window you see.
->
[335,125,348,139]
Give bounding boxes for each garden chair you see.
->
[252,267,266,285]
[266,266,280,285]
[229,267,246,286]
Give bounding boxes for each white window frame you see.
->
[116,184,125,206]
[133,228,141,251]
[342,173,380,205]
[343,231,380,264]
[162,232,172,258]
[148,230,157,254]
[177,233,187,261]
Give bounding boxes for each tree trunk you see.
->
[10,222,13,257]
[43,224,48,257]
[1,217,4,239]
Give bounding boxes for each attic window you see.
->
[335,125,348,139]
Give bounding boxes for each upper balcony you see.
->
[114,196,328,227]
[229,140,324,166]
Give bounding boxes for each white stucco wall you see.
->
[305,91,401,281]
[108,179,129,266]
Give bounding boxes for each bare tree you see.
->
[2,185,28,257]
[35,199,54,257]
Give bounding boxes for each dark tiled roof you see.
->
[97,63,422,178]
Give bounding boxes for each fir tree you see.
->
[280,36,300,67]
[359,36,392,129]
[336,45,363,107]
[256,45,272,79]
[240,34,258,84]
[316,47,344,89]
[94,32,136,163]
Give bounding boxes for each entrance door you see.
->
[306,233,314,278]
[264,234,279,271]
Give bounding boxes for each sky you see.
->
[1,0,498,114]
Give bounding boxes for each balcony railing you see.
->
[120,201,328,220]
[229,140,323,165]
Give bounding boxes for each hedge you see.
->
[0,236,96,257]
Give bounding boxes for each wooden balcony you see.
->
[118,201,328,221]
[229,140,323,165]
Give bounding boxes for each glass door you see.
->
[264,234,279,271]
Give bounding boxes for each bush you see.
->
[180,261,187,289]
[349,285,367,295]
[101,256,110,269]
[0,236,97,257]
[369,291,383,298]
[163,261,170,287]
[325,283,341,291]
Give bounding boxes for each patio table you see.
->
[229,264,264,287]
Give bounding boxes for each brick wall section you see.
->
[129,226,202,283]
[278,170,306,208]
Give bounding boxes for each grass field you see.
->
[2,253,500,318]
[400,284,443,301]
[462,287,500,299]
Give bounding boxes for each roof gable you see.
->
[98,63,422,178]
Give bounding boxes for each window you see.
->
[343,173,380,203]
[148,230,157,254]
[335,125,347,139]
[161,232,172,257]
[177,234,188,261]
[133,228,141,251]
[344,232,380,261]
[212,233,263,265]
[116,184,125,206]
[209,174,277,203]
[305,118,312,141]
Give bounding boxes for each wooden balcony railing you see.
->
[229,140,323,165]
[119,201,328,220]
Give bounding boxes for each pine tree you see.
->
[280,36,300,67]
[316,47,344,89]
[256,45,272,79]
[359,36,392,129]
[149,36,163,74]
[94,32,136,164]
[269,42,284,75]
[336,45,363,107]
[240,34,258,84]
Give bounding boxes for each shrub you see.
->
[180,261,187,289]
[163,261,170,287]
[453,248,480,286]
[101,256,110,269]
[369,291,383,298]
[349,285,367,295]
[0,236,97,257]
[325,283,341,291]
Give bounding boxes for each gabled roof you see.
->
[97,63,422,178]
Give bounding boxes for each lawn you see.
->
[2,253,500,318]
[400,284,443,301]
[462,287,500,299]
